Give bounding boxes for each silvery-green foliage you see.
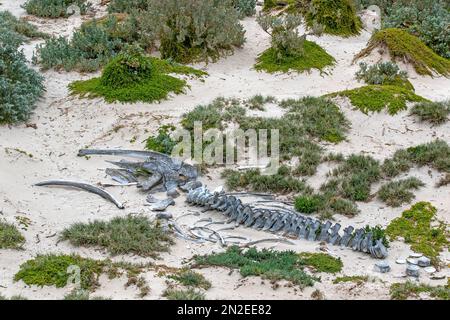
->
[34,15,139,72]
[140,0,245,63]
[233,0,257,18]
[355,62,407,85]
[22,0,91,18]
[0,30,44,124]
[383,0,450,58]
[107,0,148,13]
[257,14,310,61]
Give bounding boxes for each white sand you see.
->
[0,3,448,300]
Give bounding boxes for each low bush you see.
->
[145,125,177,155]
[107,0,148,13]
[0,11,48,40]
[193,246,319,288]
[33,14,141,72]
[301,0,362,37]
[410,101,450,125]
[60,215,174,258]
[167,269,211,290]
[163,288,205,300]
[22,0,91,18]
[0,221,25,249]
[0,30,45,124]
[14,254,105,290]
[355,62,412,90]
[390,281,450,300]
[354,28,450,77]
[233,0,256,18]
[255,13,334,74]
[139,0,245,63]
[377,177,425,207]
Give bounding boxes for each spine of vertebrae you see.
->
[187,187,388,259]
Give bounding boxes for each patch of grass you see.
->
[163,288,205,300]
[390,281,450,300]
[0,221,25,249]
[255,40,335,74]
[60,215,174,258]
[354,28,450,77]
[377,177,425,207]
[294,195,322,214]
[382,140,450,177]
[311,289,325,300]
[22,0,90,18]
[64,289,110,300]
[0,11,48,40]
[14,254,105,291]
[386,202,448,265]
[410,101,450,125]
[0,294,28,300]
[328,85,427,115]
[298,253,343,274]
[333,275,368,285]
[245,95,276,111]
[222,167,313,194]
[193,246,319,289]
[69,47,204,103]
[322,154,381,202]
[167,269,211,290]
[145,125,177,155]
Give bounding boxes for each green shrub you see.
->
[294,195,322,214]
[193,246,319,288]
[355,62,412,90]
[167,269,211,290]
[364,225,390,248]
[108,0,148,13]
[163,288,205,300]
[329,85,427,115]
[100,46,153,88]
[386,202,448,265]
[233,0,256,18]
[0,30,45,124]
[14,254,105,290]
[145,125,177,155]
[33,14,140,72]
[0,11,48,40]
[410,101,450,125]
[69,46,204,103]
[354,28,450,77]
[60,215,174,258]
[0,221,25,249]
[382,140,450,177]
[383,0,450,59]
[390,281,450,300]
[22,0,90,18]
[378,177,425,207]
[301,0,362,37]
[139,0,245,63]
[255,13,334,74]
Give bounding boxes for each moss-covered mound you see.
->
[386,202,448,266]
[69,50,206,103]
[328,85,427,115]
[302,0,362,37]
[255,40,335,74]
[354,28,450,77]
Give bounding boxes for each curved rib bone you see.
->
[35,180,124,209]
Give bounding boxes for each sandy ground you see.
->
[0,2,449,300]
